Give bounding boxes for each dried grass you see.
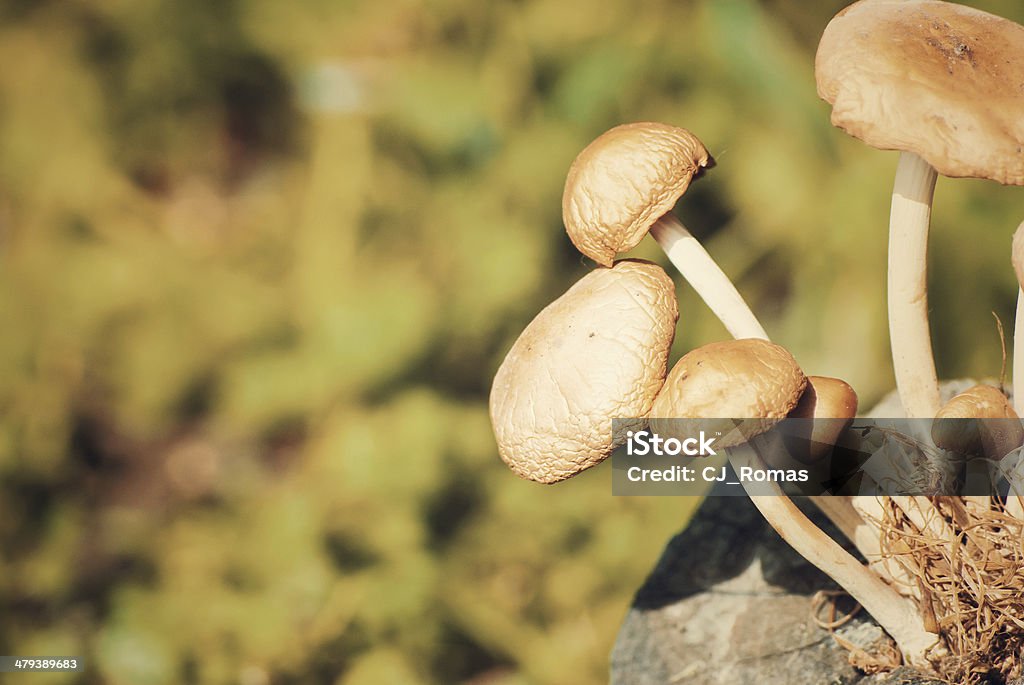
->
[872,496,1024,684]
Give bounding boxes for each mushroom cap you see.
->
[562,122,711,266]
[790,376,859,422]
[785,376,859,464]
[489,259,678,484]
[931,384,1024,459]
[649,339,807,448]
[816,0,1024,185]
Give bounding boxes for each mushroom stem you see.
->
[848,495,922,601]
[888,151,940,419]
[1005,468,1024,518]
[1015,288,1024,417]
[736,444,938,666]
[649,214,768,340]
[1010,224,1024,518]
[892,495,956,546]
[651,221,889,556]
[651,223,937,655]
[811,495,911,593]
[1003,298,1019,511]
[1005,291,1024,515]
[650,211,942,618]
[809,495,862,541]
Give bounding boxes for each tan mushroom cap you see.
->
[649,339,807,448]
[790,376,858,421]
[816,0,1024,185]
[490,259,678,484]
[785,376,859,464]
[931,385,1024,459]
[562,122,711,266]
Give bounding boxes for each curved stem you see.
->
[848,495,922,601]
[650,216,897,582]
[1004,461,1024,519]
[889,152,940,419]
[649,214,768,340]
[811,494,915,596]
[1010,224,1024,516]
[1014,291,1024,417]
[651,210,937,661]
[734,445,939,667]
[1009,291,1024,518]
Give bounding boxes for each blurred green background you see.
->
[1,0,1022,683]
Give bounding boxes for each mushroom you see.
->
[563,122,767,340]
[566,123,894,562]
[932,385,1024,512]
[650,339,807,446]
[489,259,677,484]
[932,385,1023,462]
[785,376,859,465]
[816,0,1024,419]
[776,378,914,591]
[561,121,894,518]
[649,338,937,666]
[560,122,935,657]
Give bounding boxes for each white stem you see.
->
[849,496,922,601]
[889,152,940,419]
[1001,446,1024,518]
[1014,288,1024,417]
[1006,478,1024,519]
[1010,224,1024,518]
[649,214,768,340]
[735,445,938,666]
[891,495,956,545]
[809,495,862,542]
[811,495,915,596]
[652,218,886,565]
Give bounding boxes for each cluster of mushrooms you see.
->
[490,0,1024,681]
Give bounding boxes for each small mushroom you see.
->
[785,376,859,465]
[649,338,936,666]
[650,339,806,447]
[932,385,1024,512]
[932,385,1023,462]
[489,260,677,484]
[816,0,1024,418]
[563,122,767,340]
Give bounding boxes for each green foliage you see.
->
[1,0,1022,683]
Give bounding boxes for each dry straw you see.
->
[870,497,1024,683]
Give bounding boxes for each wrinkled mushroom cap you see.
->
[931,385,1024,459]
[649,339,807,448]
[816,0,1024,185]
[785,376,859,464]
[490,260,678,484]
[562,122,711,266]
